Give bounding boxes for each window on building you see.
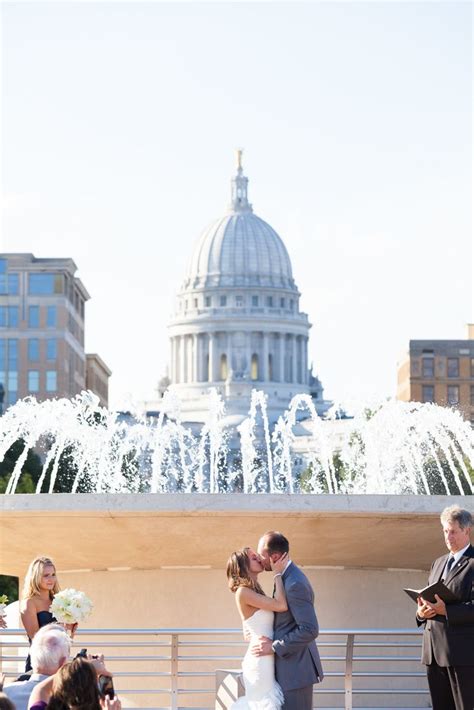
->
[471,385,474,406]
[447,358,459,378]
[220,295,227,307]
[251,295,259,307]
[422,357,434,378]
[8,307,19,327]
[471,358,474,378]
[205,296,211,307]
[251,353,259,381]
[28,273,64,295]
[447,385,459,405]
[194,298,198,308]
[266,296,273,308]
[0,307,19,327]
[7,371,18,391]
[28,306,40,328]
[28,339,40,361]
[0,270,19,295]
[289,300,294,311]
[268,353,273,381]
[422,385,434,403]
[280,297,285,308]
[28,370,40,392]
[235,295,243,308]
[46,306,57,327]
[220,354,228,381]
[46,370,57,392]
[8,339,18,368]
[46,339,57,361]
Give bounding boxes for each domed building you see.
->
[168,152,329,424]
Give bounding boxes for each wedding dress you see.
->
[231,608,284,710]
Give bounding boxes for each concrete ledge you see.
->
[0,493,470,576]
[0,492,468,515]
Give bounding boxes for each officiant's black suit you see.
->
[417,544,474,709]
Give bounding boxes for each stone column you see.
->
[246,332,252,379]
[208,333,215,383]
[227,331,233,377]
[262,332,269,382]
[292,335,297,383]
[279,334,285,382]
[179,335,186,384]
[193,334,199,382]
[304,337,309,384]
[170,338,175,383]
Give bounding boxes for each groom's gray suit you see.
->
[272,562,323,710]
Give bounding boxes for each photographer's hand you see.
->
[88,654,113,678]
[100,696,121,710]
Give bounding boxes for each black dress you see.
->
[25,610,56,672]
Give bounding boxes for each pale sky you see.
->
[1,1,472,410]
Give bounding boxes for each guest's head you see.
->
[0,693,16,710]
[22,556,60,600]
[47,657,101,710]
[30,623,71,675]
[257,531,289,571]
[227,548,264,594]
[440,506,472,553]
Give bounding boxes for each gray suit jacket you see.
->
[417,544,474,667]
[4,673,49,710]
[272,562,324,691]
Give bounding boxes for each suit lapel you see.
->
[433,554,449,582]
[444,545,474,584]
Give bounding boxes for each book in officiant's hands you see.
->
[403,581,460,605]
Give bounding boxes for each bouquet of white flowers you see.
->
[50,589,93,624]
[0,594,8,617]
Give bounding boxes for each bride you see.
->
[226,547,288,709]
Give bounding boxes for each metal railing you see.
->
[0,627,430,710]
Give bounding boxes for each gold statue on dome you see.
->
[235,147,243,171]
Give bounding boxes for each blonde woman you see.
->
[20,556,76,672]
[226,547,288,709]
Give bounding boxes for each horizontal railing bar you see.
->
[353,656,420,662]
[0,628,425,636]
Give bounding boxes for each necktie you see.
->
[446,556,455,575]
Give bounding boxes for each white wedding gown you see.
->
[231,608,284,710]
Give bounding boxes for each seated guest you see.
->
[0,693,15,710]
[4,625,70,710]
[28,656,121,710]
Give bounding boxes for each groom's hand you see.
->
[250,636,273,656]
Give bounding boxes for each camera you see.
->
[75,648,88,659]
[98,674,115,699]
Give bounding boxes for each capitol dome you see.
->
[168,151,313,425]
[183,156,296,291]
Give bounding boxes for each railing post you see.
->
[170,633,178,710]
[344,633,354,710]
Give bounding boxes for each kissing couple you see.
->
[226,531,324,710]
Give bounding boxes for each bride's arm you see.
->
[236,579,288,613]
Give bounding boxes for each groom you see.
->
[251,530,324,709]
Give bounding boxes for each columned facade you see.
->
[168,153,313,424]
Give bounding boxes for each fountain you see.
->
[0,389,472,495]
[0,392,472,708]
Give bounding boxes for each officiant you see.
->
[416,505,473,710]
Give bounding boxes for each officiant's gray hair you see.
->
[30,624,71,674]
[440,506,472,530]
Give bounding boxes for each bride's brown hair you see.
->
[226,547,264,595]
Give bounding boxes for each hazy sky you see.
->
[1,1,472,410]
